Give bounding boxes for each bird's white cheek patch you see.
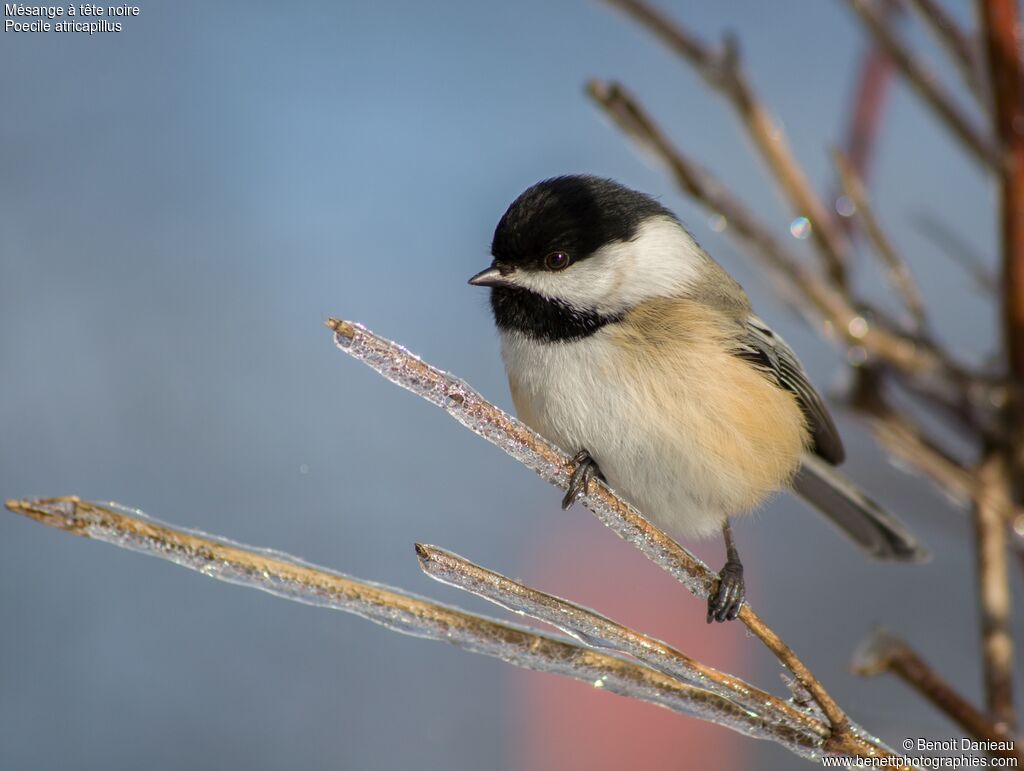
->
[509,256,622,313]
[503,217,706,315]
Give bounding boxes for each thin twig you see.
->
[833,149,928,331]
[850,368,976,506]
[326,317,862,744]
[415,543,830,743]
[910,210,996,294]
[2,497,823,754]
[587,79,956,382]
[973,453,1016,729]
[907,0,988,109]
[851,368,1024,569]
[845,0,1001,171]
[602,0,850,285]
[853,629,1021,760]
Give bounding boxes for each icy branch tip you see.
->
[6,496,82,528]
[325,317,357,343]
[415,544,459,578]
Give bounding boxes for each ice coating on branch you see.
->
[5,496,822,753]
[416,543,829,747]
[330,320,715,599]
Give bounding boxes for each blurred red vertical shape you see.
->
[845,48,894,185]
[838,0,900,213]
[512,516,749,771]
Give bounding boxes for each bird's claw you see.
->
[561,450,600,510]
[707,560,745,623]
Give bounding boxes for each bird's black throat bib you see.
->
[489,286,623,343]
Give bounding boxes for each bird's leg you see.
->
[561,449,603,510]
[707,519,746,623]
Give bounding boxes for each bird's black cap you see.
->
[490,175,673,269]
[479,176,674,343]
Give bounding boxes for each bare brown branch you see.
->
[974,453,1016,729]
[853,629,1021,760]
[602,0,851,285]
[979,0,1024,389]
[845,0,1000,171]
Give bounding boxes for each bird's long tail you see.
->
[792,454,929,562]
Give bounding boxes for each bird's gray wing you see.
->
[730,315,846,465]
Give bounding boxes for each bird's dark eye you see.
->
[544,251,571,271]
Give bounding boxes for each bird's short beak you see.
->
[467,266,514,288]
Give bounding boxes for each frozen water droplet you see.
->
[789,216,812,240]
[834,196,855,217]
[847,316,869,339]
[708,213,727,232]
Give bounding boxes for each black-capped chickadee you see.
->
[469,175,926,623]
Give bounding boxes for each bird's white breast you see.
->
[501,329,729,538]
[500,299,809,539]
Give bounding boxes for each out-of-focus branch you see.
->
[973,453,1016,729]
[326,318,866,744]
[587,79,956,382]
[3,498,823,755]
[415,543,829,743]
[602,0,851,286]
[844,0,1000,171]
[979,0,1024,389]
[850,367,975,506]
[907,0,988,109]
[853,630,1021,760]
[910,210,996,294]
[833,149,928,331]
[851,368,1024,570]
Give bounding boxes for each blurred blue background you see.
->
[1,1,1015,769]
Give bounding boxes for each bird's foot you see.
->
[707,559,745,623]
[561,449,602,510]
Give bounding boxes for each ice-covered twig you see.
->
[601,0,851,286]
[853,629,1022,761]
[4,496,810,748]
[8,497,918,761]
[415,543,830,744]
[326,318,862,740]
